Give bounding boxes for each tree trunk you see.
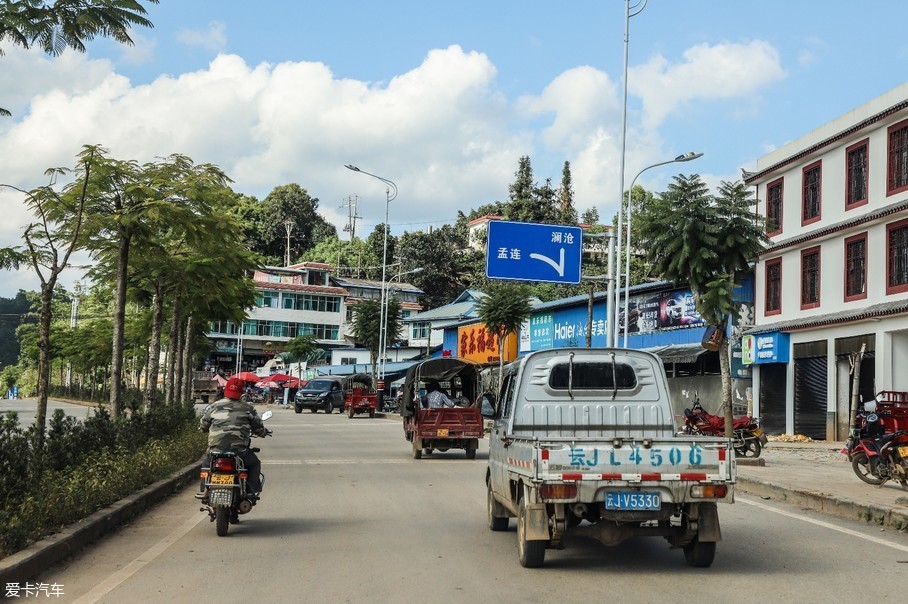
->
[173,315,185,405]
[34,281,56,445]
[181,314,194,407]
[165,302,180,405]
[719,337,733,439]
[109,233,131,418]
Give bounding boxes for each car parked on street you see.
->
[294,377,345,413]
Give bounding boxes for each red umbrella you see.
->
[269,373,292,382]
[255,380,281,389]
[284,377,303,388]
[231,371,260,383]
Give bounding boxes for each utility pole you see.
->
[284,220,293,267]
[340,195,361,241]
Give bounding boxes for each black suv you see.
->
[294,378,345,414]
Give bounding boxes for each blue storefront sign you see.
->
[742,332,790,365]
[529,313,554,349]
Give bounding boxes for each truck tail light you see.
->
[541,483,577,500]
[690,485,728,498]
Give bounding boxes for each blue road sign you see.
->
[486,220,583,284]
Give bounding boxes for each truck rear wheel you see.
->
[487,483,508,531]
[683,537,716,567]
[517,499,545,568]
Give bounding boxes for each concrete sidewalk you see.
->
[735,439,908,531]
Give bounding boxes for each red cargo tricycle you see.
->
[400,358,486,459]
[345,373,378,419]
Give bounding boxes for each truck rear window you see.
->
[549,362,637,390]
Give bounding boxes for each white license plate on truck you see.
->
[605,491,661,510]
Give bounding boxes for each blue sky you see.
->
[2,0,908,297]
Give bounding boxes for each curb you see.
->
[735,476,908,532]
[0,460,203,585]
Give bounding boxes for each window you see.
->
[340,357,357,365]
[801,247,821,309]
[766,178,783,235]
[549,362,637,390]
[257,291,278,308]
[888,119,908,196]
[412,321,431,339]
[844,233,867,301]
[765,258,782,316]
[887,218,908,294]
[802,161,821,225]
[281,293,341,313]
[846,139,869,208]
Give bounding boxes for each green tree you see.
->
[350,296,403,386]
[0,146,94,440]
[251,184,337,264]
[0,0,158,116]
[397,226,468,309]
[475,284,533,387]
[636,176,767,436]
[580,207,599,225]
[557,161,578,226]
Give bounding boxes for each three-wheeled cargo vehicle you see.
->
[401,358,485,459]
[345,373,379,418]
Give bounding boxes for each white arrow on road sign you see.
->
[529,248,565,277]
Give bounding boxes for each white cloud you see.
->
[175,21,228,53]
[629,40,787,130]
[117,31,156,65]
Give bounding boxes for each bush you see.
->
[0,409,205,557]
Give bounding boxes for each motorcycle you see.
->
[198,409,273,536]
[682,397,768,458]
[845,398,908,490]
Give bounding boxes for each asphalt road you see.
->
[0,398,97,426]
[37,406,908,603]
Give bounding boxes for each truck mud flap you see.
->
[524,502,550,541]
[697,503,722,542]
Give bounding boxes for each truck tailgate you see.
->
[416,408,484,438]
[528,437,734,483]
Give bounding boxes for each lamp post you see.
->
[344,165,398,383]
[610,0,649,348]
[283,220,293,267]
[620,151,703,347]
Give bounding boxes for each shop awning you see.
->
[642,343,709,364]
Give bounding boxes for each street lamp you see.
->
[344,164,398,384]
[609,0,650,348]
[620,151,703,347]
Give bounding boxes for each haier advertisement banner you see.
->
[621,288,704,334]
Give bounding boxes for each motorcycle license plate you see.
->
[898,445,908,457]
[436,428,449,437]
[605,491,661,511]
[210,473,234,485]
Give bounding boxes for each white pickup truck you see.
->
[481,348,735,568]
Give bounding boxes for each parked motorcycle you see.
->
[198,410,273,536]
[682,397,768,458]
[845,398,908,490]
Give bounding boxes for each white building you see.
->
[744,82,908,440]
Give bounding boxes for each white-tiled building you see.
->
[744,82,908,440]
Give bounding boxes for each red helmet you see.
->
[224,376,245,400]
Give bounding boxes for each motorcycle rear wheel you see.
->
[215,507,230,536]
[851,452,886,485]
[734,437,762,458]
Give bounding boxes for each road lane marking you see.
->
[738,496,908,553]
[72,511,207,604]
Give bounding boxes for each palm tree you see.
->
[636,176,768,436]
[476,284,534,389]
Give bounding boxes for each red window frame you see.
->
[887,217,908,295]
[765,177,783,236]
[845,139,869,209]
[887,118,908,197]
[764,257,782,316]
[801,161,822,226]
[844,232,868,302]
[800,246,821,310]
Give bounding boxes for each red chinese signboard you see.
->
[457,324,518,364]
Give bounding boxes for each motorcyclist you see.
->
[200,376,270,502]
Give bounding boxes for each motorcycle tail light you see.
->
[690,485,728,499]
[541,483,577,500]
[199,471,209,478]
[238,472,248,480]
[212,457,236,472]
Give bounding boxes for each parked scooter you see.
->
[845,398,908,490]
[682,397,768,458]
[198,410,273,535]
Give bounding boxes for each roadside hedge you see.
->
[0,405,206,557]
